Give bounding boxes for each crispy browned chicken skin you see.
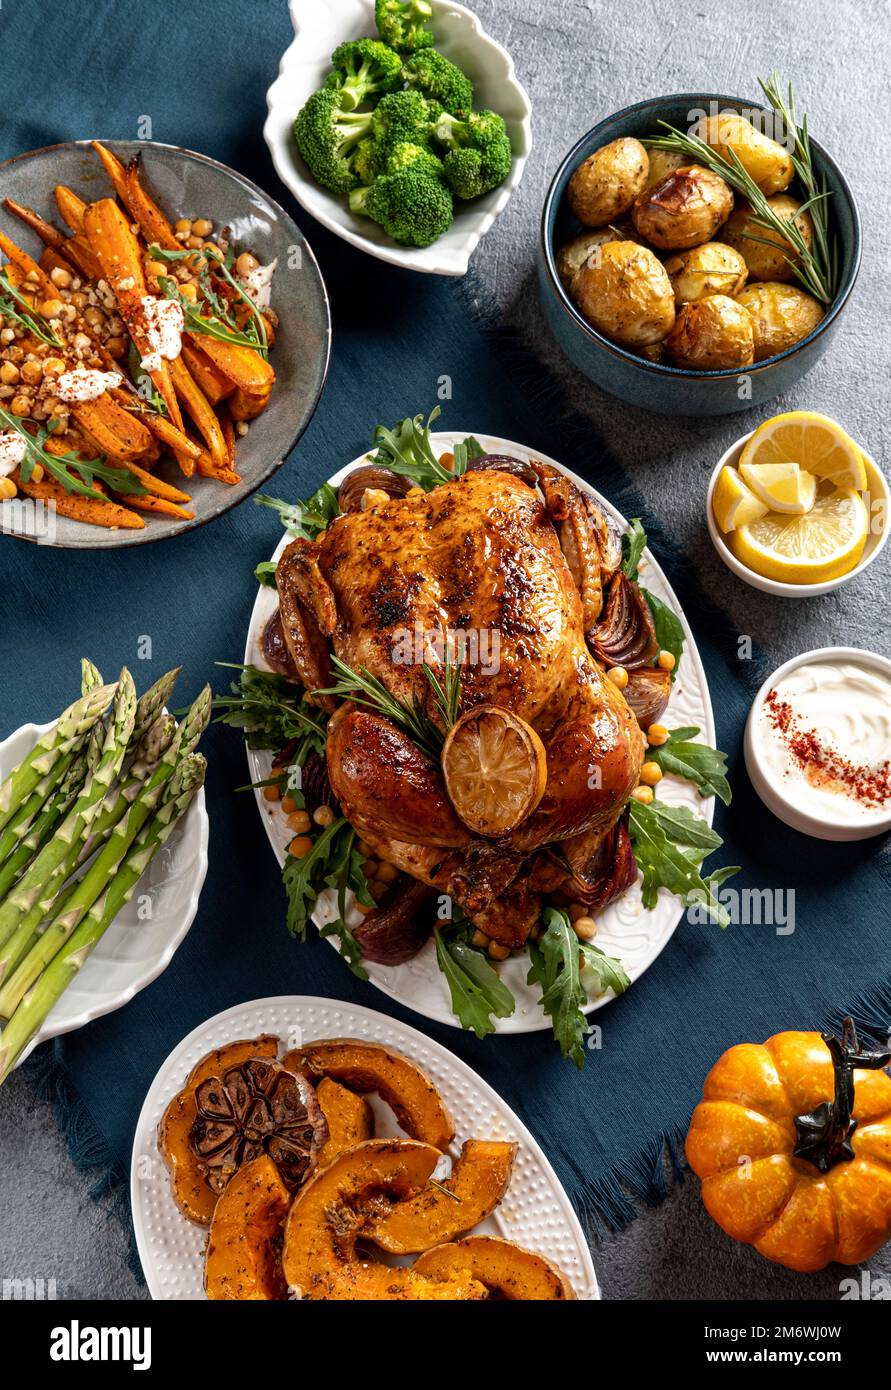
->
[275,467,644,946]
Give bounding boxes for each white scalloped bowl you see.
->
[0,719,208,1067]
[264,0,532,275]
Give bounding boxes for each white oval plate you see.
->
[264,0,533,276]
[131,995,599,1299]
[244,431,715,1032]
[0,720,208,1065]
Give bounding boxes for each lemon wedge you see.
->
[712,465,769,533]
[740,411,868,492]
[729,488,868,584]
[739,461,817,515]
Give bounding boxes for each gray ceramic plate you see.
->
[0,139,331,548]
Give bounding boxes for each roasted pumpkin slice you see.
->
[414,1236,577,1300]
[367,1139,517,1253]
[281,1138,485,1301]
[316,1077,374,1168]
[205,1155,290,1301]
[159,1036,279,1226]
[283,1039,454,1151]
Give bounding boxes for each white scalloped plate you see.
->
[244,432,715,1033]
[0,720,208,1065]
[130,995,599,1299]
[264,0,533,275]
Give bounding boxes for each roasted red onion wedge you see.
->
[588,572,659,669]
[262,610,300,681]
[466,453,539,485]
[623,667,672,729]
[337,465,411,512]
[353,877,437,965]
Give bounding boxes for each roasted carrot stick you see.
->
[106,455,192,504]
[107,387,203,467]
[229,384,272,420]
[195,451,240,485]
[0,228,56,297]
[124,156,179,252]
[15,471,144,529]
[124,494,194,520]
[71,395,155,462]
[91,141,130,206]
[191,333,274,393]
[180,340,234,404]
[218,406,236,467]
[169,355,229,474]
[54,185,88,233]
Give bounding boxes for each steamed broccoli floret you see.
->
[349,168,453,247]
[323,38,403,111]
[375,0,434,52]
[402,49,473,115]
[370,89,437,156]
[433,108,512,199]
[294,88,375,194]
[353,137,382,186]
[385,141,445,179]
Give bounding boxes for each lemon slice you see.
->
[441,705,547,836]
[712,465,769,533]
[739,461,817,515]
[729,489,868,584]
[740,411,868,492]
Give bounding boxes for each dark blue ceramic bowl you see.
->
[538,94,861,417]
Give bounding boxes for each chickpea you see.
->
[84,307,104,327]
[263,784,281,802]
[42,358,66,378]
[71,292,88,310]
[0,328,15,345]
[174,218,192,237]
[39,298,64,319]
[288,836,315,858]
[647,723,669,746]
[313,805,335,828]
[281,795,297,814]
[49,266,73,289]
[639,761,664,786]
[106,337,128,357]
[235,421,249,438]
[470,929,490,949]
[186,235,204,250]
[192,218,213,238]
[0,476,17,500]
[10,393,32,415]
[487,940,511,960]
[235,251,260,277]
[631,785,654,805]
[657,650,676,671]
[572,915,598,941]
[606,665,629,689]
[20,360,43,385]
[178,281,198,303]
[0,362,20,385]
[287,810,311,833]
[29,463,45,483]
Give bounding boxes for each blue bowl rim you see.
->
[540,92,863,379]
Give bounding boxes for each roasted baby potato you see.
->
[570,240,675,347]
[567,137,649,227]
[723,194,814,282]
[643,147,686,190]
[556,225,641,286]
[736,281,825,360]
[690,112,794,195]
[666,294,754,369]
[632,165,733,250]
[664,241,748,305]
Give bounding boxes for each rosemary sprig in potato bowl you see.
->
[0,139,330,544]
[217,410,737,1064]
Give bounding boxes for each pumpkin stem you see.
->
[793,1018,891,1173]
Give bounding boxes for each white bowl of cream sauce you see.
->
[745,647,891,841]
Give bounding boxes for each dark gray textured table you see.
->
[3,0,889,1300]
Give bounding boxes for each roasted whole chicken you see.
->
[270,458,652,952]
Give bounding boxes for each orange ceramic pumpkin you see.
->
[686,1021,891,1272]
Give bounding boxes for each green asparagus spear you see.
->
[78,713,176,865]
[0,672,134,950]
[0,748,79,863]
[0,687,210,1012]
[0,753,206,1083]
[80,659,106,767]
[0,682,116,835]
[0,752,88,902]
[130,668,181,748]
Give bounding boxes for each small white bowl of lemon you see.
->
[707,412,889,598]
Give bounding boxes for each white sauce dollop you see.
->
[0,431,26,477]
[754,660,891,824]
[237,258,277,311]
[55,367,123,404]
[139,296,185,373]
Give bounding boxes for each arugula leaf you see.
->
[282,817,371,978]
[435,928,515,1038]
[212,663,327,756]
[621,518,647,581]
[527,908,629,1067]
[628,799,739,926]
[451,435,486,476]
[649,726,732,806]
[371,407,453,490]
[255,559,277,589]
[642,588,685,678]
[255,483,340,540]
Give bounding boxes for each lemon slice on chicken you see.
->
[739,461,817,515]
[729,489,868,584]
[442,706,547,836]
[740,411,868,491]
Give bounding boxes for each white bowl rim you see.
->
[263,0,533,277]
[744,645,891,839]
[706,426,890,597]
